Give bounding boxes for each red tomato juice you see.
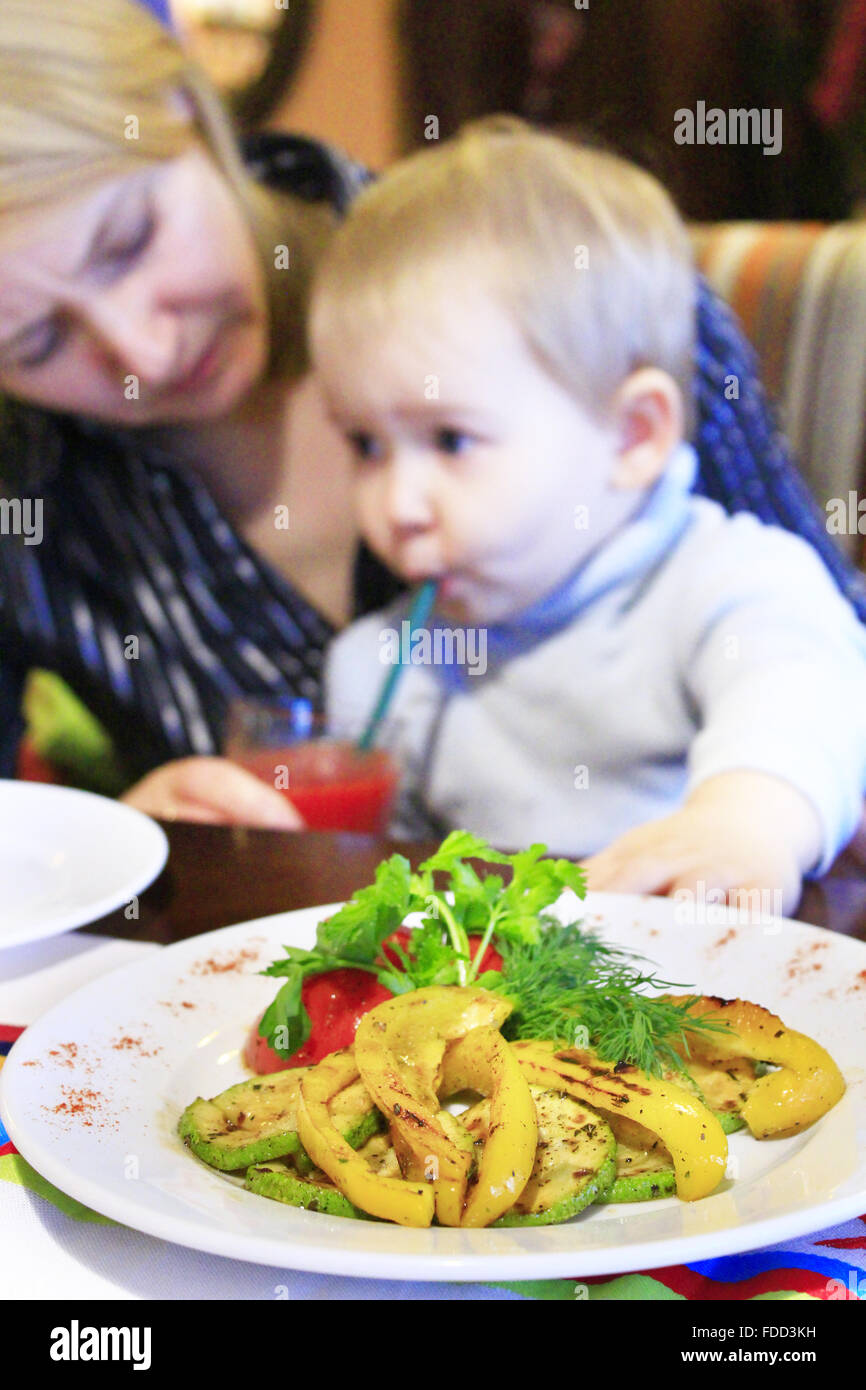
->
[237,741,399,833]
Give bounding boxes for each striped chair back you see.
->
[691,222,866,559]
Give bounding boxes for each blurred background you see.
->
[15,0,866,792]
[171,0,866,219]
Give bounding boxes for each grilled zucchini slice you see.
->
[681,1055,757,1134]
[356,1130,405,1179]
[461,1085,616,1226]
[661,1054,756,1136]
[246,1132,406,1218]
[179,1069,382,1171]
[245,1160,372,1218]
[600,1112,676,1203]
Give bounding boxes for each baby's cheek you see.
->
[465,491,531,553]
[355,483,393,558]
[353,475,379,524]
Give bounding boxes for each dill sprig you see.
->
[495,923,731,1078]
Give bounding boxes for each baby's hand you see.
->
[121,756,305,830]
[579,771,823,917]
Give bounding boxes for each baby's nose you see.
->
[383,461,435,532]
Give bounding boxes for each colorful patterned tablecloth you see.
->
[1,935,864,1302]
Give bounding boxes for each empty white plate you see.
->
[0,781,168,948]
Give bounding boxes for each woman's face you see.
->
[0,144,270,426]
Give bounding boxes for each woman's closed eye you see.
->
[100,209,156,271]
[17,318,70,371]
[15,211,157,371]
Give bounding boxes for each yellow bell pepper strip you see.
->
[296,1048,435,1227]
[511,1040,727,1201]
[354,987,512,1224]
[381,1124,468,1227]
[662,995,846,1140]
[439,1026,538,1227]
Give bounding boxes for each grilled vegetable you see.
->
[178,829,847,1230]
[676,1054,757,1134]
[296,1048,436,1227]
[655,1055,754,1135]
[178,1068,382,1171]
[604,1169,677,1203]
[438,1025,538,1227]
[600,1113,676,1203]
[665,995,846,1139]
[355,1130,403,1178]
[461,1084,616,1224]
[511,1040,727,1201]
[354,987,512,1224]
[244,1160,373,1218]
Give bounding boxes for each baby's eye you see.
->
[434,427,473,456]
[346,431,382,462]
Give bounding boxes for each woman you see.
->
[0,0,371,824]
[0,0,863,828]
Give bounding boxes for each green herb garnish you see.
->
[495,924,729,1078]
[258,830,728,1073]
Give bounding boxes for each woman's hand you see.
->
[120,756,304,829]
[579,771,823,917]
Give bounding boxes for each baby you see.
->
[309,117,866,913]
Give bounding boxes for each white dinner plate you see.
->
[0,781,169,948]
[2,895,865,1281]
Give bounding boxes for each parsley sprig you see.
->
[258,830,728,1073]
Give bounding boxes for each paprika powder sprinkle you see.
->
[110,1036,161,1056]
[190,947,261,976]
[45,1086,115,1129]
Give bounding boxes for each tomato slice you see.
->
[467,935,504,975]
[380,927,503,975]
[378,925,414,968]
[246,928,505,1073]
[244,969,394,1073]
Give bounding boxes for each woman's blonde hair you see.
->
[311,116,696,431]
[0,0,334,383]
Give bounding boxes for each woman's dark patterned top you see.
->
[0,131,863,785]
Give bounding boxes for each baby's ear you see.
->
[609,368,684,491]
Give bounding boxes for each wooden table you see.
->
[87,824,866,944]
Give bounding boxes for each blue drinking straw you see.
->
[135,0,175,30]
[357,580,438,751]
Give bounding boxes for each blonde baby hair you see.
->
[310,115,696,431]
[0,0,334,383]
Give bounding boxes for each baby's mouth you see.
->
[401,565,451,591]
[435,574,458,600]
[401,568,489,619]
